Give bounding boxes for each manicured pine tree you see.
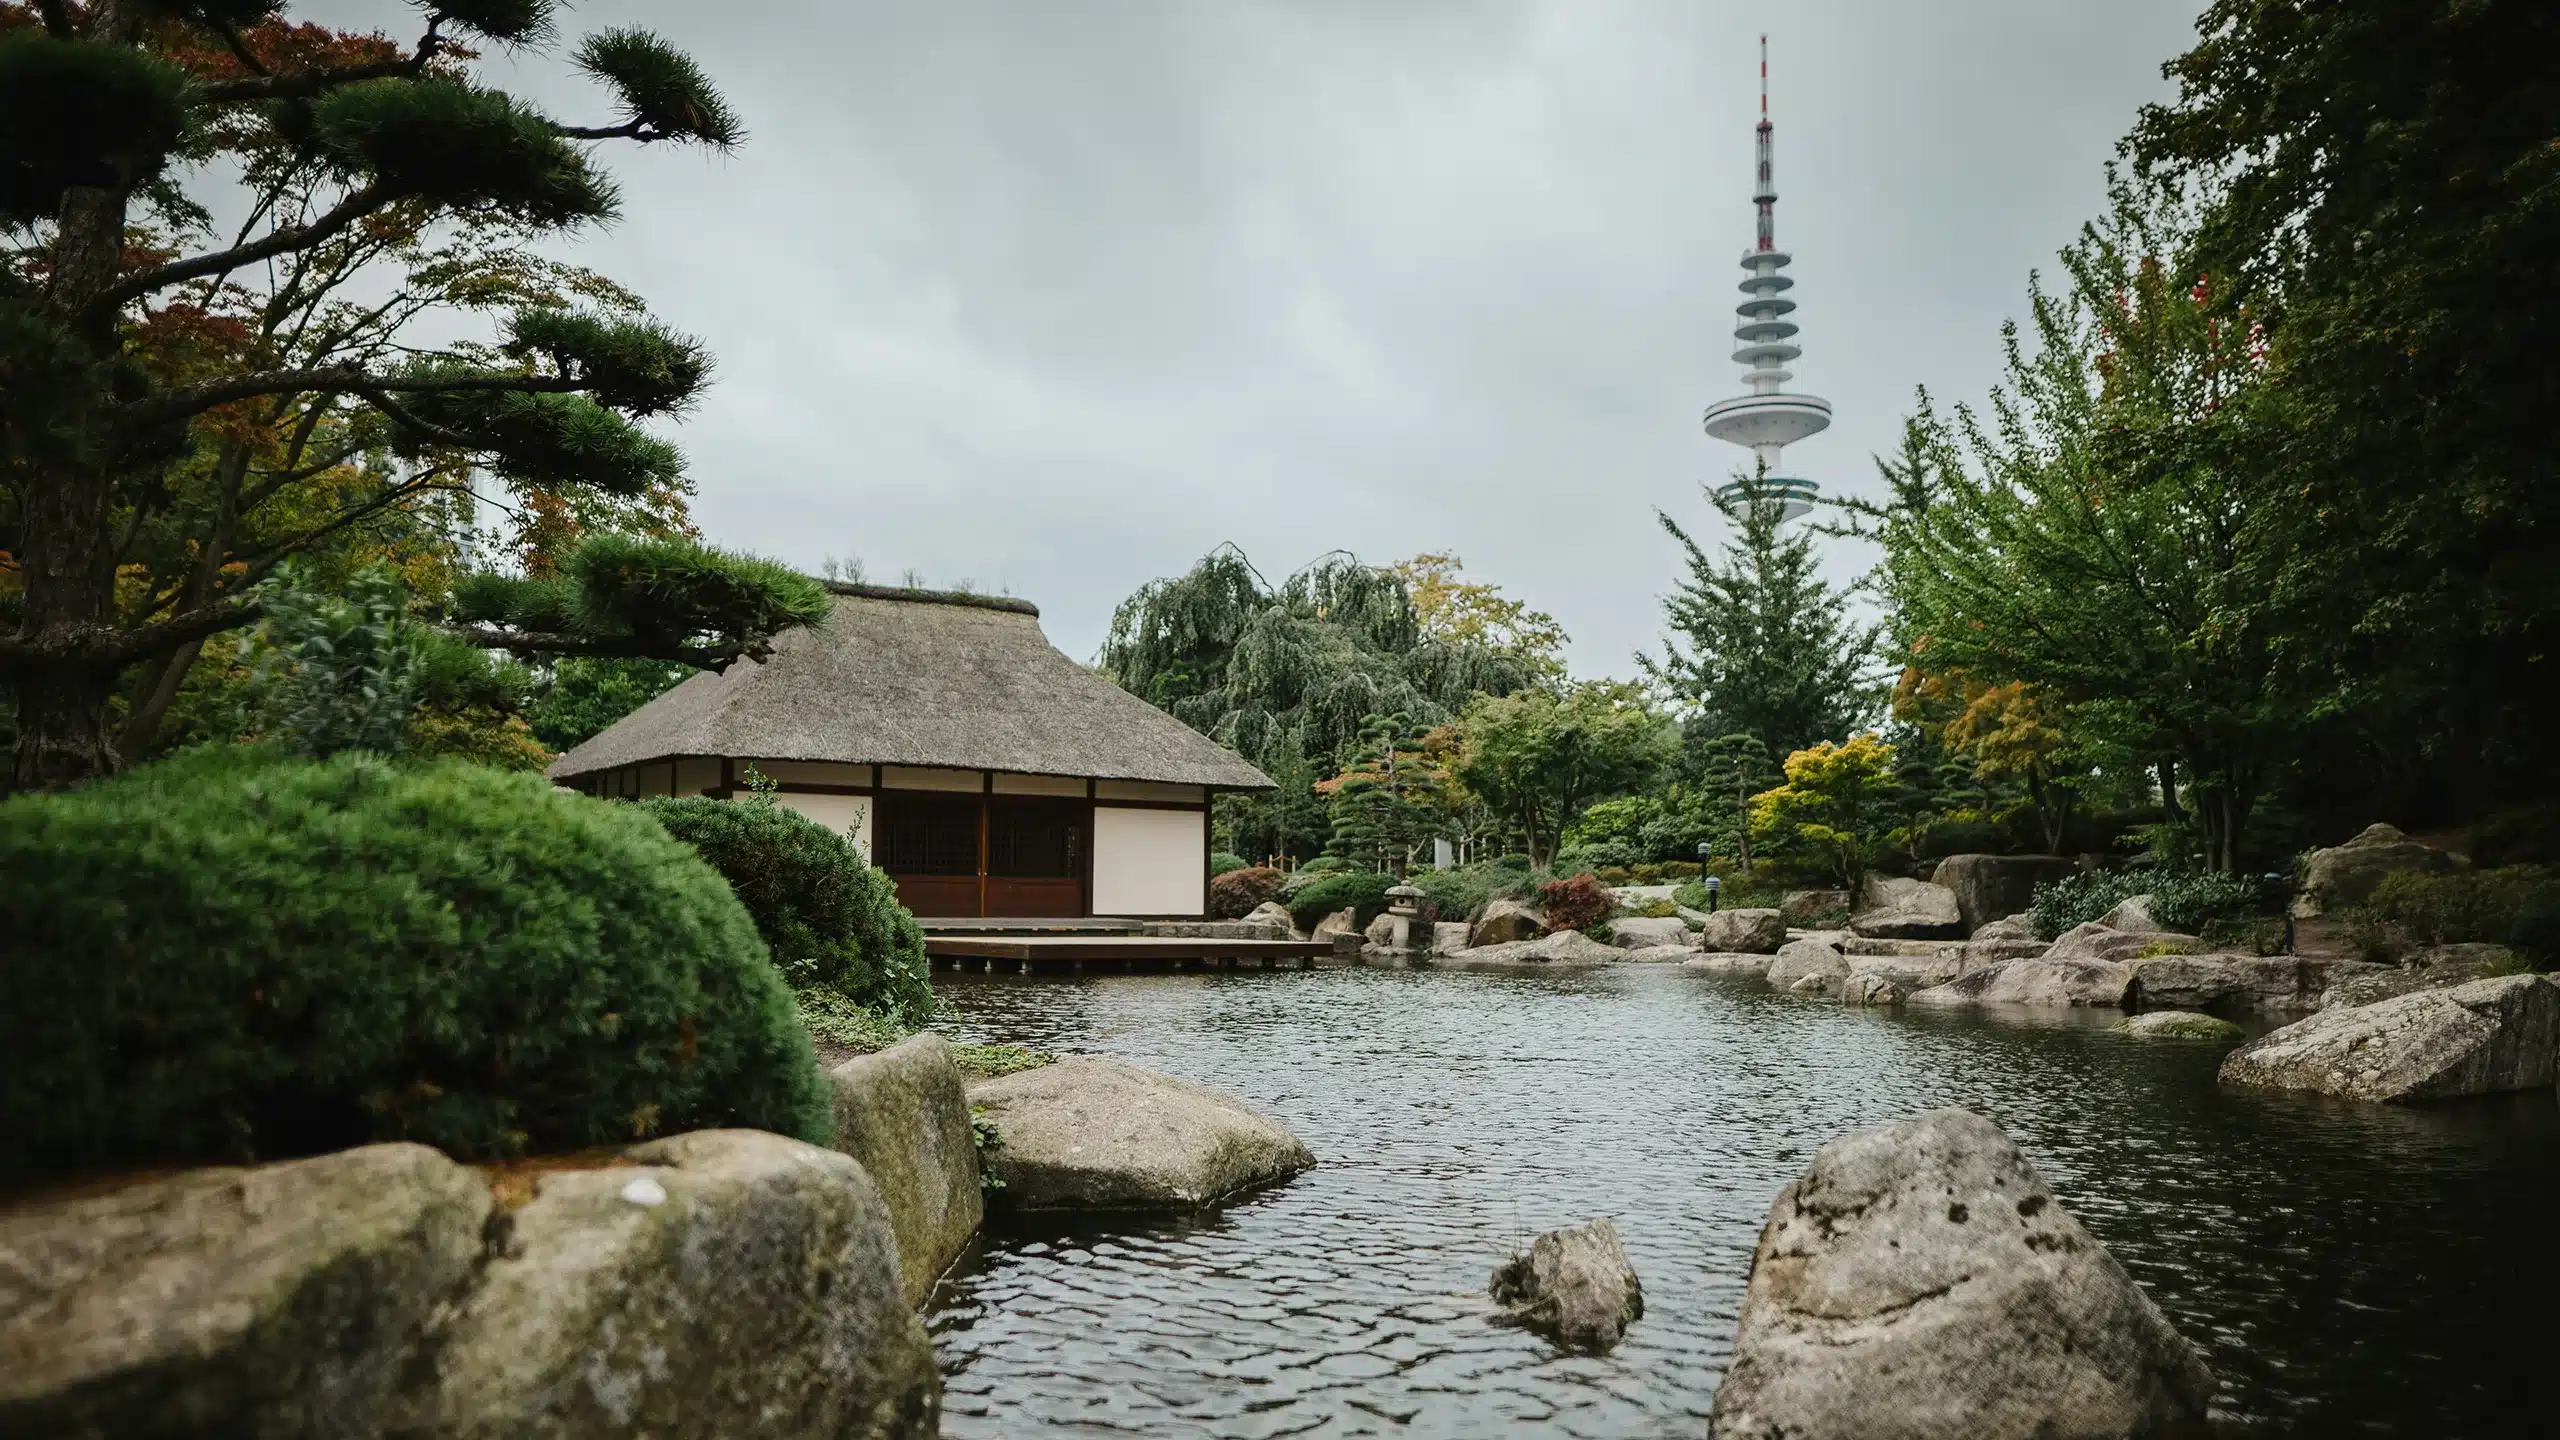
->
[0,0,823,791]
[1327,712,1443,876]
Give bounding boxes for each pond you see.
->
[924,965,2559,1438]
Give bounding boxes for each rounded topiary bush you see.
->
[637,795,932,1025]
[0,748,830,1183]
[1285,870,1396,932]
[1210,864,1285,919]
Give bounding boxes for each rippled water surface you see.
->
[923,966,2560,1438]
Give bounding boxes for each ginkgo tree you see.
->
[0,0,822,791]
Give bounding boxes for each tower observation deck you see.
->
[1702,35,1828,521]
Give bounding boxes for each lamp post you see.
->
[1698,843,1720,913]
[1705,875,1722,914]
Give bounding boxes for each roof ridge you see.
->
[823,581,1038,617]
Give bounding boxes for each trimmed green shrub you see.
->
[2368,865,2560,948]
[638,795,932,1025]
[1285,870,1397,932]
[2470,805,2560,868]
[1412,861,1546,922]
[1537,873,1615,934]
[1278,855,1350,897]
[1491,853,1535,870]
[2507,900,2560,971]
[2026,866,2268,941]
[1209,851,1252,878]
[1210,864,1286,919]
[0,748,830,1183]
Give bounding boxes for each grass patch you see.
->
[951,1043,1057,1079]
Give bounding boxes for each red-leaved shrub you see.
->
[1537,872,1615,933]
[1210,865,1286,919]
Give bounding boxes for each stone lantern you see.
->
[1384,884,1428,959]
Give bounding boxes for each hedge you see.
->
[1285,870,1397,932]
[638,795,932,1025]
[0,748,830,1182]
[1210,865,1286,919]
[2367,865,2560,949]
[2027,866,2266,941]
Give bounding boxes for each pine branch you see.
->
[128,367,582,426]
[193,21,447,104]
[0,596,267,675]
[97,183,396,314]
[451,627,735,669]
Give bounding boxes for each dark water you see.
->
[923,965,2560,1438]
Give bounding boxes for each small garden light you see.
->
[1704,874,1722,914]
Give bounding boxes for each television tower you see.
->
[1702,35,1829,520]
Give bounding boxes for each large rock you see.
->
[1619,943,1700,965]
[402,1129,935,1439]
[1610,916,1693,950]
[1448,929,1624,966]
[0,1134,940,1440]
[2046,920,2202,965]
[2219,974,2560,1103]
[1687,951,1777,977]
[1766,939,1849,992]
[1780,888,1852,925]
[829,1034,984,1305]
[2123,1011,2245,1042]
[2125,954,2332,1015]
[1363,911,1398,948]
[1907,956,2136,1009]
[2319,945,2509,1011]
[2293,822,2462,918]
[1469,897,1545,947]
[1698,907,1787,954]
[1712,1109,2215,1440]
[1848,875,1966,941]
[2096,894,2167,933]
[1932,854,2077,936]
[0,1143,490,1439]
[966,1057,1312,1210]
[1489,1218,1643,1353]
[1241,901,1298,939]
[1431,920,1474,955]
[1847,954,1945,992]
[1311,907,1360,944]
[1973,913,2039,942]
[1843,973,1907,1007]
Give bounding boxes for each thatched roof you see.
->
[547,583,1272,790]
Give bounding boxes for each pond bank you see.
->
[927,965,2560,1438]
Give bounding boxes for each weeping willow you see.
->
[1100,546,1542,859]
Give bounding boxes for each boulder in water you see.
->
[828,1034,984,1304]
[1488,1217,1644,1352]
[967,1056,1313,1209]
[1767,939,1849,992]
[1711,1109,2216,1440]
[2123,1010,2245,1041]
[1609,916,1693,950]
[1698,907,1788,954]
[1907,956,2136,1009]
[1687,951,1777,977]
[2218,974,2559,1103]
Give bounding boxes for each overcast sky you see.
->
[355,0,2203,674]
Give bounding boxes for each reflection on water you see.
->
[926,966,2560,1438]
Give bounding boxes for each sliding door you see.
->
[873,792,983,916]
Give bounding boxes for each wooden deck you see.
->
[923,931,1333,973]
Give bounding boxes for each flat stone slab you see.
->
[1687,951,1776,977]
[966,1057,1312,1211]
[2123,1010,2246,1041]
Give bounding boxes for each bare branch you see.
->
[0,596,267,676]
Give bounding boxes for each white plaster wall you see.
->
[1095,779,1205,804]
[1092,806,1203,916]
[880,766,983,793]
[755,760,874,788]
[773,792,874,860]
[993,772,1088,797]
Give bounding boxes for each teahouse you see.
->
[549,583,1272,919]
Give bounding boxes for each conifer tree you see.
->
[0,1,823,790]
[1326,712,1442,876]
[1643,476,1879,766]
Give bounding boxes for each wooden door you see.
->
[987,797,1088,917]
[874,792,983,917]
